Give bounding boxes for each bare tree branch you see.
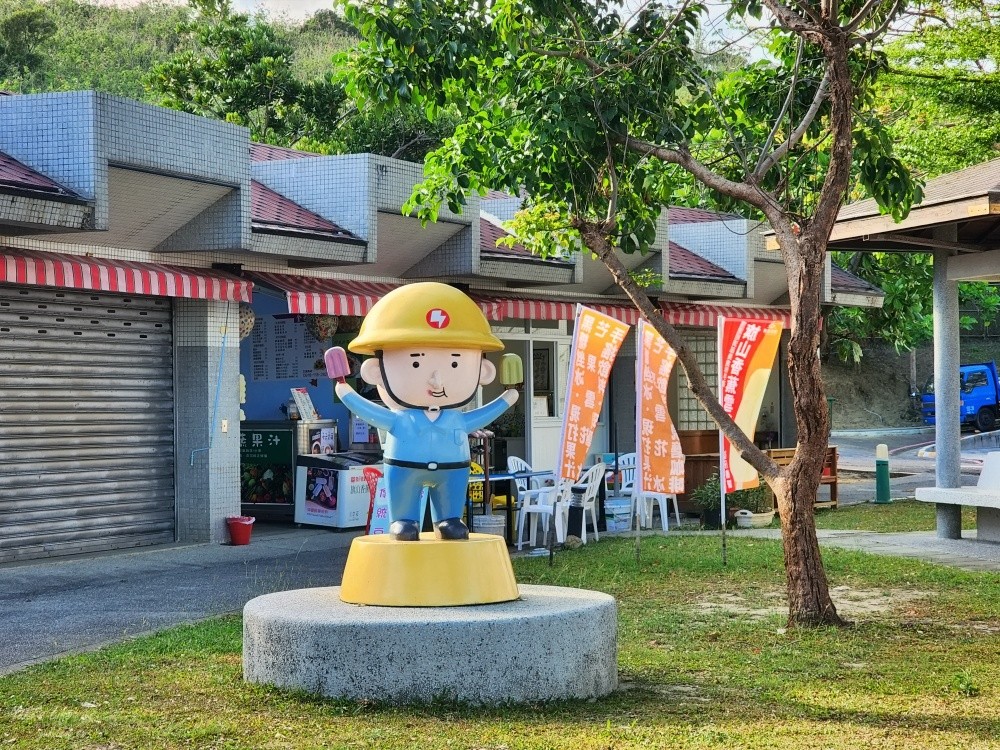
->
[390,133,432,159]
[846,0,884,33]
[616,134,785,220]
[853,0,907,44]
[593,103,620,223]
[801,35,854,246]
[764,0,822,32]
[755,39,804,175]
[755,69,832,179]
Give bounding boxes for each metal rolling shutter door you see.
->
[0,286,174,562]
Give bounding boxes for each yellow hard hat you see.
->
[349,282,504,355]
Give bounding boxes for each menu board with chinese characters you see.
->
[248,314,326,381]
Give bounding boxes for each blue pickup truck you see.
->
[922,361,1000,431]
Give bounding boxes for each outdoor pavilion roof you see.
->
[825,158,1000,257]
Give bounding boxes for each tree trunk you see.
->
[779,236,846,627]
[579,219,844,626]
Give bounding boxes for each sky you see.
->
[231,0,331,19]
[97,0,333,21]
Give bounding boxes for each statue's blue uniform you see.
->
[339,390,511,523]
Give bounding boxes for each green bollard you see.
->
[874,443,892,504]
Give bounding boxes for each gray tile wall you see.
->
[0,92,99,203]
[253,154,375,244]
[173,299,242,543]
[0,91,250,247]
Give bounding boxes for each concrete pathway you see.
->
[0,525,357,676]
[739,528,1000,573]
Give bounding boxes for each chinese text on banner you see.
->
[635,319,684,496]
[718,318,783,493]
[557,306,630,482]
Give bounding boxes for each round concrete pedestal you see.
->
[243,584,617,704]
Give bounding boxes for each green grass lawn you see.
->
[4,536,1000,749]
[813,499,977,532]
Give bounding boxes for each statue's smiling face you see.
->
[360,347,497,410]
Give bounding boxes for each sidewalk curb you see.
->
[831,427,933,438]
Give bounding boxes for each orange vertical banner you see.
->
[718,317,783,493]
[635,319,684,496]
[557,305,630,483]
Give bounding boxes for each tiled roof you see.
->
[483,189,517,201]
[480,218,530,256]
[250,180,362,243]
[0,151,80,199]
[668,241,739,281]
[668,206,743,224]
[479,218,570,264]
[250,142,323,162]
[830,263,883,295]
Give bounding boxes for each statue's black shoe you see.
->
[433,517,469,540]
[389,519,420,541]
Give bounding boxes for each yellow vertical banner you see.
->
[718,317,783,493]
[635,320,685,496]
[557,305,630,483]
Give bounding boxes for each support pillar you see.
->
[173,299,242,543]
[933,237,962,539]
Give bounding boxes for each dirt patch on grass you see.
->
[693,586,930,620]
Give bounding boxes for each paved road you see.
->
[0,526,356,676]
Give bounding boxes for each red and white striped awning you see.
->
[0,248,251,302]
[473,293,640,324]
[660,302,791,327]
[248,272,398,315]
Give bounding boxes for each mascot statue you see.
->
[325,282,521,542]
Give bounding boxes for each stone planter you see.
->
[734,509,775,528]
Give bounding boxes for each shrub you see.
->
[691,472,772,513]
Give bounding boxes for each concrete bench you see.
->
[916,451,1000,541]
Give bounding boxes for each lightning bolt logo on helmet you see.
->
[426,308,450,329]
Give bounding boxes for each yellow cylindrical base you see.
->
[340,533,519,607]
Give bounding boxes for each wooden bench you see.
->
[916,451,1000,541]
[766,446,839,510]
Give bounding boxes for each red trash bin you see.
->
[226,515,255,545]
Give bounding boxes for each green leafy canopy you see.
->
[340,0,919,257]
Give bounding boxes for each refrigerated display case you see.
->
[294,453,383,529]
[240,419,338,519]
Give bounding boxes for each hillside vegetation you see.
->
[0,0,352,99]
[825,339,1000,429]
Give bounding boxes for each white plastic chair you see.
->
[639,491,682,531]
[617,452,681,530]
[615,453,641,527]
[509,456,556,550]
[557,462,607,545]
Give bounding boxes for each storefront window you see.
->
[677,332,717,430]
[532,343,556,417]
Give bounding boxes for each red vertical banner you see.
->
[635,319,684,496]
[718,317,783,493]
[557,305,631,483]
